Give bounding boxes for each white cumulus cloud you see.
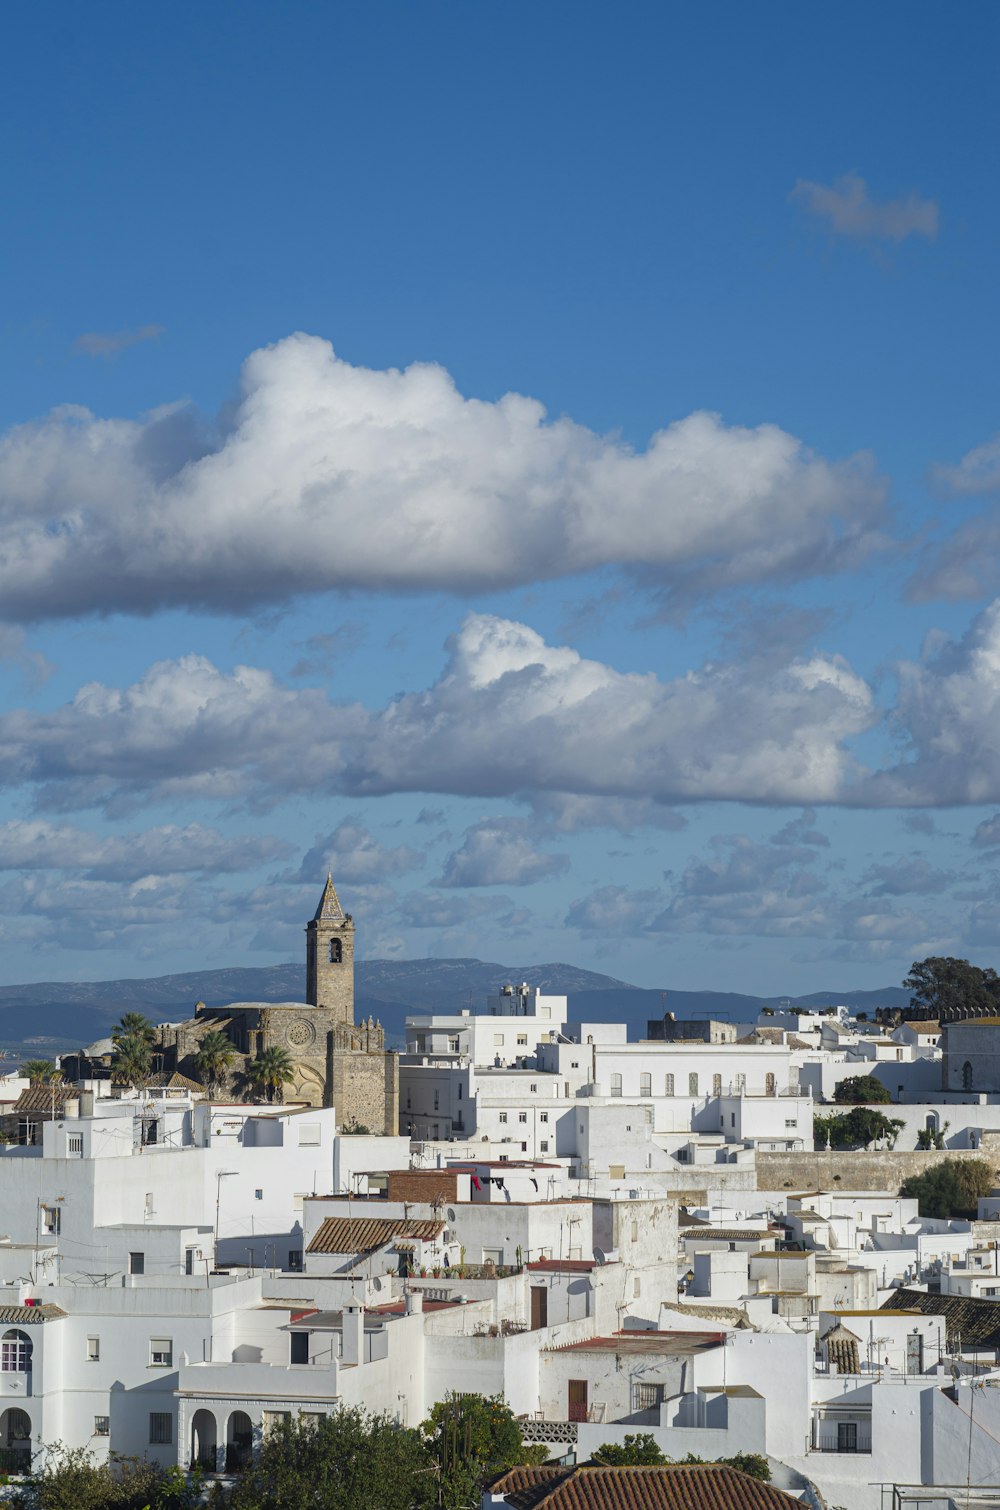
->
[0,334,887,620]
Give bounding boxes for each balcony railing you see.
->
[811,1431,872,1454]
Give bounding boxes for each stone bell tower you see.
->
[305,873,355,1027]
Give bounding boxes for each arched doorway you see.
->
[226,1410,253,1472]
[0,1408,32,1473]
[963,1061,974,1091]
[190,1409,217,1472]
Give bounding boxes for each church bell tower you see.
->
[306,873,355,1027]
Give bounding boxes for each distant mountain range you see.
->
[0,958,912,1060]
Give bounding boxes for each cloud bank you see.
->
[0,334,887,621]
[0,614,876,813]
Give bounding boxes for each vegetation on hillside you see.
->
[900,1158,996,1219]
[833,1075,891,1105]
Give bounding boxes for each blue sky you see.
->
[2,1,1000,993]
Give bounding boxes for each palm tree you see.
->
[111,1035,152,1093]
[21,1059,58,1085]
[247,1047,295,1104]
[193,1031,238,1095]
[111,1013,155,1050]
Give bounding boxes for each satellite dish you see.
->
[372,1277,382,1292]
[593,1247,606,1266]
[447,1208,457,1224]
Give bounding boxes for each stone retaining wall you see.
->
[757,1145,1000,1193]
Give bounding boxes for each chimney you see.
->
[341,1304,364,1365]
[405,1290,424,1315]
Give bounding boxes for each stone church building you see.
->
[157,876,399,1133]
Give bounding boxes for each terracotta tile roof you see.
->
[0,1304,66,1324]
[527,1259,599,1273]
[10,1086,74,1113]
[488,1464,803,1509]
[825,1334,860,1374]
[148,1071,205,1092]
[682,1229,770,1244]
[546,1329,724,1357]
[881,1287,1000,1348]
[306,1216,444,1255]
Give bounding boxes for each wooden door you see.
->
[530,1286,548,1330]
[568,1379,588,1422]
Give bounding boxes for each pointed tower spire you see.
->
[313,872,345,922]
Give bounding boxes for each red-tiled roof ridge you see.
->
[488,1462,805,1509]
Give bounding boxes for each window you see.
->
[0,1331,31,1373]
[785,1119,797,1129]
[517,1035,528,1047]
[41,1205,60,1236]
[631,1219,638,1242]
[149,1339,173,1367]
[149,1413,172,1445]
[457,1085,462,1099]
[735,1073,746,1093]
[633,1276,641,1297]
[530,1083,537,1093]
[664,1074,674,1096]
[493,1034,504,1048]
[67,1133,83,1155]
[765,1073,777,1096]
[329,938,342,963]
[610,1073,623,1097]
[86,1336,100,1362]
[255,1188,263,1200]
[288,1250,303,1271]
[406,1091,412,1109]
[540,1141,549,1153]
[298,1123,321,1147]
[644,1105,653,1126]
[449,1037,460,1053]
[540,1112,549,1123]
[640,1072,651,1097]
[519,1112,527,1123]
[633,1382,664,1412]
[963,1060,974,1091]
[571,1061,579,1069]
[144,1192,154,1219]
[712,1074,722,1097]
[499,1112,508,1124]
[433,1091,440,1111]
[290,1331,309,1365]
[688,1073,699,1096]
[94,1416,110,1437]
[129,1252,144,1275]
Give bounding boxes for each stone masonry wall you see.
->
[757,1144,1000,1193]
[330,1047,399,1136]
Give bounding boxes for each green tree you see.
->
[111,1013,156,1049]
[904,957,1000,1020]
[247,1047,295,1103]
[814,1108,903,1149]
[901,1158,996,1219]
[842,1108,904,1149]
[225,1408,432,1510]
[110,1037,152,1093]
[422,1393,547,1510]
[676,1452,771,1481]
[833,1075,891,1105]
[193,1031,238,1095]
[21,1060,58,1085]
[594,1434,666,1465]
[9,1443,200,1510]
